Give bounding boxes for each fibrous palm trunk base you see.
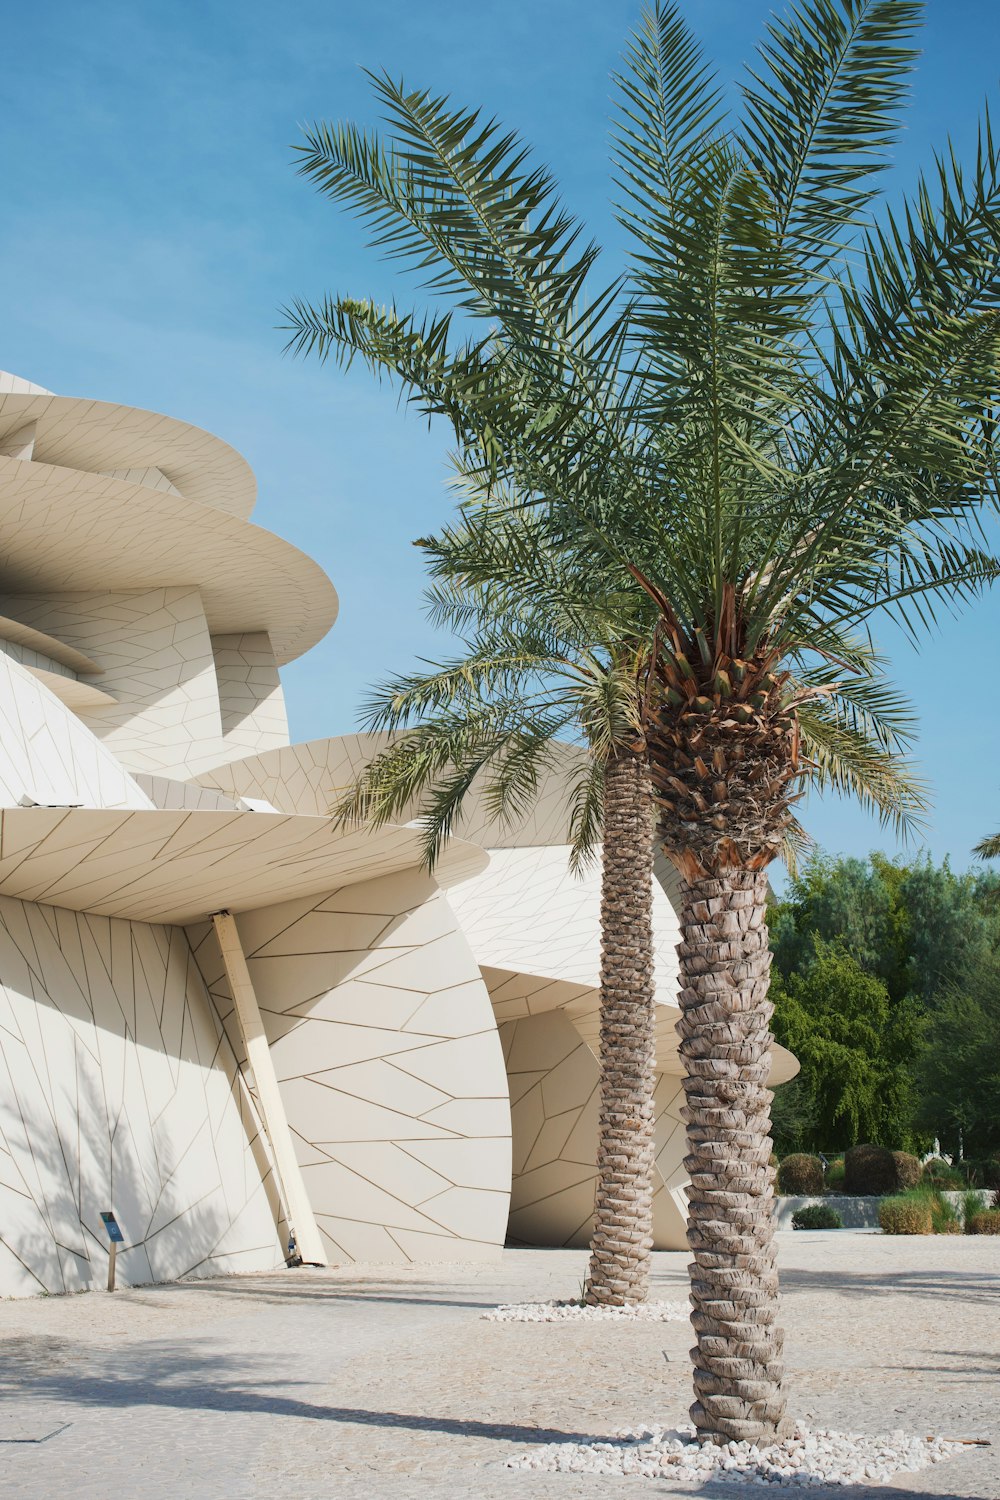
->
[677,868,790,1443]
[585,749,656,1307]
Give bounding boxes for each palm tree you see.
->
[975,832,1000,859]
[286,0,1000,1443]
[335,492,666,1307]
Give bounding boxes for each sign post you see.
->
[100,1212,124,1291]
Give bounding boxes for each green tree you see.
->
[288,0,1000,1443]
[916,957,1000,1156]
[771,849,1000,1154]
[770,942,922,1151]
[771,853,908,998]
[774,849,1000,1005]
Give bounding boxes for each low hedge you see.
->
[879,1197,932,1235]
[966,1210,1000,1235]
[778,1153,825,1196]
[792,1204,843,1231]
[845,1143,897,1196]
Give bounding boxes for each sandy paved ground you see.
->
[0,1232,997,1499]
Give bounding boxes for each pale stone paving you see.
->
[0,1236,996,1499]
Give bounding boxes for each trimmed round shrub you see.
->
[880,1197,932,1235]
[792,1203,843,1231]
[778,1153,825,1196]
[967,1210,1000,1235]
[845,1143,897,1196]
[891,1151,922,1190]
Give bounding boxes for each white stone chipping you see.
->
[483,1299,690,1322]
[507,1421,961,1485]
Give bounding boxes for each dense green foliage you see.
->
[965,1160,1000,1190]
[770,947,921,1152]
[915,969,1000,1158]
[791,1204,842,1230]
[770,851,1000,1157]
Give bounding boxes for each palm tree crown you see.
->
[286,0,1000,860]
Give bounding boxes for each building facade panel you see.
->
[0,896,281,1295]
[187,871,513,1265]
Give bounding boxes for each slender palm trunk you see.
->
[585,747,657,1306]
[676,866,788,1443]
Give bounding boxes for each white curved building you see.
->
[0,371,795,1295]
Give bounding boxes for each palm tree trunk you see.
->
[676,866,788,1444]
[585,747,656,1306]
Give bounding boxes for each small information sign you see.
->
[101,1211,124,1291]
[100,1211,124,1244]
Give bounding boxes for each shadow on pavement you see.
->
[0,1352,609,1445]
[778,1267,1000,1305]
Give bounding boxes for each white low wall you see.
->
[777,1191,991,1229]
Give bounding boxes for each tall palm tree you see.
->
[974,832,1000,859]
[286,0,1000,1443]
[336,494,665,1307]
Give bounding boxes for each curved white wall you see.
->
[187,868,513,1264]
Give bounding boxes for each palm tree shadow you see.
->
[779,1266,1000,1306]
[0,1002,280,1297]
[0,1347,605,1446]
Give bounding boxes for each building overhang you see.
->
[0,391,257,516]
[0,807,487,926]
[0,455,338,664]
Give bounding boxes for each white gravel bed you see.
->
[483,1298,690,1323]
[507,1421,961,1485]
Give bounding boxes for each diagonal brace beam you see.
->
[212,910,327,1267]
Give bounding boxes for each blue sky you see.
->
[2,0,999,875]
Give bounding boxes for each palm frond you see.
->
[797,702,929,839]
[612,2,726,253]
[566,758,606,874]
[741,0,921,270]
[974,831,1000,860]
[297,7,1000,880]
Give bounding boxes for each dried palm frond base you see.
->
[647,663,802,884]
